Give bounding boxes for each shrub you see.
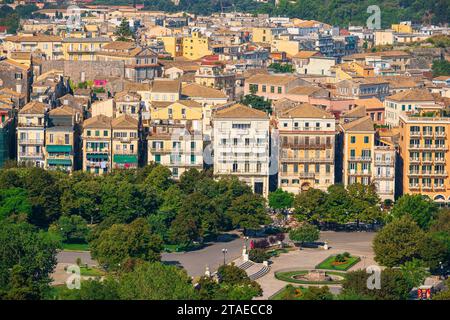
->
[343,252,351,258]
[253,239,269,249]
[249,248,270,263]
[275,233,285,242]
[334,254,346,263]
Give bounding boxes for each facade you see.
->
[0,59,33,102]
[44,106,81,172]
[194,64,236,100]
[111,115,139,170]
[373,141,396,201]
[212,103,270,197]
[244,74,306,100]
[182,31,212,60]
[82,115,112,174]
[339,116,376,187]
[62,37,110,61]
[278,103,336,194]
[17,101,47,167]
[114,91,142,121]
[384,89,437,127]
[398,114,450,204]
[147,121,203,178]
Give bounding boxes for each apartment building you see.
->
[150,100,203,122]
[339,116,376,187]
[244,74,307,100]
[336,78,390,100]
[278,103,336,194]
[0,59,33,103]
[62,37,110,61]
[17,101,47,167]
[194,64,236,100]
[384,89,437,127]
[212,103,270,197]
[45,106,78,172]
[373,141,396,201]
[182,31,212,60]
[3,35,63,60]
[82,115,112,174]
[96,41,160,82]
[147,121,203,179]
[111,115,139,170]
[114,91,142,121]
[398,113,450,204]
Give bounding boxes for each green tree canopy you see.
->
[268,188,294,210]
[289,223,320,244]
[391,194,438,229]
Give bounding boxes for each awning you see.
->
[47,145,72,153]
[113,154,138,164]
[86,153,109,160]
[47,159,72,166]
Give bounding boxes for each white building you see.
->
[212,103,270,197]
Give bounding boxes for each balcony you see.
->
[409,184,420,190]
[422,158,433,164]
[434,144,448,150]
[435,131,446,137]
[434,171,448,177]
[422,131,433,137]
[280,157,333,163]
[86,160,110,168]
[85,148,109,154]
[18,139,44,145]
[19,152,43,158]
[299,172,315,179]
[410,131,421,137]
[282,143,333,150]
[349,157,372,162]
[114,149,137,155]
[409,158,420,163]
[435,158,446,164]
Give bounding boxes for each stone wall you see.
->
[41,60,125,83]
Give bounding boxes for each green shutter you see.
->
[47,159,72,166]
[46,145,72,153]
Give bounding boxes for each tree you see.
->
[240,94,272,113]
[293,188,327,223]
[268,188,294,210]
[56,277,119,300]
[114,18,134,41]
[0,187,31,220]
[0,221,59,299]
[391,194,438,229]
[399,259,430,289]
[289,223,319,246]
[117,262,198,300]
[302,286,333,300]
[49,215,89,244]
[168,211,200,247]
[217,264,251,285]
[249,248,270,263]
[346,183,383,224]
[432,60,450,77]
[433,279,450,300]
[90,218,163,270]
[226,194,269,230]
[268,63,294,73]
[373,216,424,267]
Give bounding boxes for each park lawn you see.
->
[79,266,104,277]
[275,270,346,285]
[315,254,361,271]
[62,242,90,251]
[270,286,308,300]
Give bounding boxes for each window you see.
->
[49,134,54,143]
[277,87,282,94]
[95,130,100,137]
[191,141,196,150]
[350,149,355,157]
[104,130,108,137]
[232,162,238,172]
[190,154,196,164]
[364,136,369,143]
[350,136,356,143]
[65,134,69,145]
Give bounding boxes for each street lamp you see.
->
[222,248,228,265]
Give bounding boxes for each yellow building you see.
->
[111,114,139,170]
[392,24,413,34]
[182,31,212,60]
[340,116,376,186]
[271,39,301,57]
[398,113,450,204]
[150,100,203,121]
[62,37,111,61]
[252,27,273,43]
[3,35,63,60]
[158,36,183,58]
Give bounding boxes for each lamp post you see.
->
[222,248,228,265]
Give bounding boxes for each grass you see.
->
[275,270,346,285]
[270,285,308,300]
[62,242,90,251]
[79,266,104,277]
[266,248,289,258]
[315,254,361,271]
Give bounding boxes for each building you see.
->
[182,31,212,60]
[212,103,270,197]
[17,101,47,167]
[244,74,306,100]
[336,78,390,100]
[96,41,160,82]
[114,91,142,121]
[0,59,33,102]
[111,114,140,170]
[398,113,450,204]
[277,103,336,193]
[194,63,236,100]
[82,115,112,174]
[0,105,15,167]
[147,121,203,178]
[339,116,375,187]
[384,89,437,127]
[373,140,396,201]
[3,35,63,60]
[62,37,110,61]
[45,106,79,172]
